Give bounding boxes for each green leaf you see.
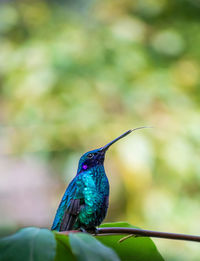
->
[53,232,76,261]
[69,232,120,261]
[98,222,165,261]
[0,227,56,261]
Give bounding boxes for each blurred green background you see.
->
[0,0,200,260]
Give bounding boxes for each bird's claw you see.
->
[79,227,98,234]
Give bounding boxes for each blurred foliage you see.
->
[0,223,164,261]
[98,222,164,261]
[0,0,200,260]
[0,227,56,261]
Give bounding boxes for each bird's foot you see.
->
[88,227,98,235]
[79,227,98,234]
[79,227,87,233]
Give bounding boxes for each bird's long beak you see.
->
[101,127,151,152]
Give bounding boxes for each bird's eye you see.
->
[87,153,93,159]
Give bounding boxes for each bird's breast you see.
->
[91,167,109,195]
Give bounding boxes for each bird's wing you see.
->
[51,172,97,231]
[51,178,83,231]
[60,173,97,231]
[59,198,81,231]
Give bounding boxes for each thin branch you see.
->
[95,227,200,243]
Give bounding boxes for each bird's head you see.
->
[77,127,150,174]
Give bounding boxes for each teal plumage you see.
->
[51,127,148,232]
[51,156,109,231]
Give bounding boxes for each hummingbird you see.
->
[51,127,148,232]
